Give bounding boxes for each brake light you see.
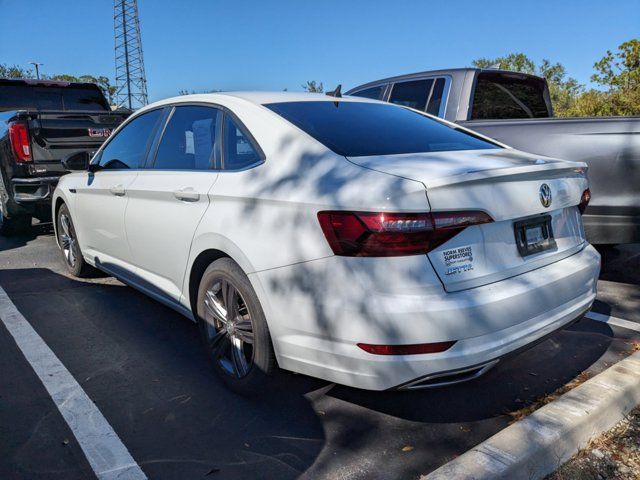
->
[317,210,493,257]
[357,341,456,355]
[578,189,591,214]
[8,122,32,163]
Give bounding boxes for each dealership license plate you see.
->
[514,215,557,257]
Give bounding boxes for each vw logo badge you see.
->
[539,183,552,208]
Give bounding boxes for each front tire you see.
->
[56,203,93,277]
[196,258,276,395]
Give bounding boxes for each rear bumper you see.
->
[11,176,61,204]
[252,244,601,390]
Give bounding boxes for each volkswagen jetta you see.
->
[53,92,600,393]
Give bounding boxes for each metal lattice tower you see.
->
[114,0,149,109]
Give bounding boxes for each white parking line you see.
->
[0,286,147,480]
[586,310,640,333]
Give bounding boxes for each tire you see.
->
[56,203,93,277]
[196,258,276,395]
[0,210,31,236]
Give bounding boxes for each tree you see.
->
[0,64,34,79]
[564,39,640,117]
[473,53,536,74]
[472,53,583,116]
[592,39,640,90]
[302,80,323,93]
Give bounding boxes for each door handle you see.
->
[110,184,126,196]
[173,187,200,202]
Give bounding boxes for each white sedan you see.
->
[53,92,600,393]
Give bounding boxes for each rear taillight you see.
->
[578,188,591,214]
[8,121,32,163]
[317,210,493,257]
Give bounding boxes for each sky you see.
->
[0,0,638,102]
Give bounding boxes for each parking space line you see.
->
[586,310,640,333]
[0,286,147,480]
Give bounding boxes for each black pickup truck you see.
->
[0,78,129,234]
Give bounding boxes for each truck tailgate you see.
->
[29,110,129,166]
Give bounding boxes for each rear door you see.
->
[74,108,165,272]
[125,105,221,300]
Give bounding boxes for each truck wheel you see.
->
[0,211,31,236]
[56,204,93,277]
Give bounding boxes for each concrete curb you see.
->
[422,351,640,480]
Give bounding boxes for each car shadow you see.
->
[0,267,626,480]
[0,220,54,252]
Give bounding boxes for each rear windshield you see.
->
[471,72,551,120]
[0,84,109,111]
[265,101,499,157]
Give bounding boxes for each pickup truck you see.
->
[0,78,129,235]
[347,68,640,244]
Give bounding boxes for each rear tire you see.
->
[0,211,31,236]
[196,258,276,395]
[56,203,94,277]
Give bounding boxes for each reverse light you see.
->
[357,341,456,355]
[578,188,591,214]
[8,121,32,163]
[317,210,492,257]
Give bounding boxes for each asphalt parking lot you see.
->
[1,223,639,480]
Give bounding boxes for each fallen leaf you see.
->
[401,446,414,452]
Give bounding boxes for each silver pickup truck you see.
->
[347,68,640,244]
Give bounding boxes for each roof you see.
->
[145,91,380,110]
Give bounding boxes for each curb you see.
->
[422,351,640,480]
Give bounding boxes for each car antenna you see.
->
[326,84,342,98]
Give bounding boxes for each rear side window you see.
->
[389,79,434,110]
[222,114,262,170]
[98,109,164,169]
[154,106,220,170]
[426,78,446,116]
[266,101,499,157]
[471,72,551,119]
[349,85,385,100]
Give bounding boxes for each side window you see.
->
[389,79,434,110]
[350,85,385,100]
[98,109,163,169]
[153,106,220,170]
[222,114,262,170]
[426,78,447,116]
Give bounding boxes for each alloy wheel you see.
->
[203,278,255,378]
[59,213,77,268]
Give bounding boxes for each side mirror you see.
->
[62,151,91,171]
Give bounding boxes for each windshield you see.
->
[471,72,551,120]
[265,101,500,157]
[0,84,109,111]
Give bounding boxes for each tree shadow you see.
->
[0,267,626,480]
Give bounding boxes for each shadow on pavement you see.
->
[0,267,624,480]
[0,221,54,253]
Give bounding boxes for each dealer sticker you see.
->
[442,245,474,276]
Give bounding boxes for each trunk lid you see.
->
[347,148,589,291]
